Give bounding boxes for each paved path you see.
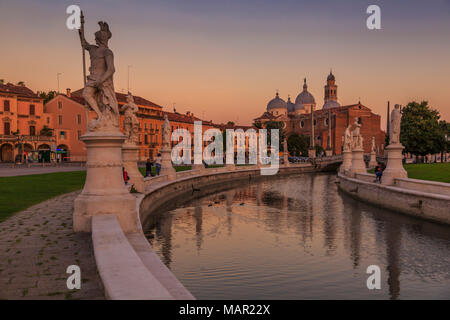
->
[0,192,104,300]
[0,166,86,177]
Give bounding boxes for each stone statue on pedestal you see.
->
[121,93,139,145]
[390,104,402,145]
[351,118,363,150]
[162,114,171,147]
[371,136,376,153]
[79,19,119,132]
[344,124,352,151]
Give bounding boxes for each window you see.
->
[60,131,66,139]
[4,100,10,112]
[47,117,50,124]
[325,118,329,126]
[77,114,82,125]
[29,126,36,136]
[78,130,82,140]
[29,104,35,115]
[58,101,62,109]
[58,115,62,125]
[300,121,305,128]
[145,135,148,144]
[144,123,147,130]
[314,119,317,126]
[358,117,362,124]
[4,122,10,135]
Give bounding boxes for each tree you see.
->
[263,121,285,147]
[437,120,450,162]
[38,91,57,105]
[226,121,235,126]
[253,120,262,129]
[287,134,310,156]
[17,81,25,86]
[400,101,442,157]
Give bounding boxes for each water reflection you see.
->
[144,173,450,299]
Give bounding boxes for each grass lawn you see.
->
[0,171,86,223]
[369,163,450,183]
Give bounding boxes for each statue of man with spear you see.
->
[78,12,119,131]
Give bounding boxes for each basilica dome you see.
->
[295,79,316,105]
[323,100,341,110]
[286,96,295,113]
[267,92,287,111]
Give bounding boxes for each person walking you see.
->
[145,158,153,177]
[155,153,162,176]
[374,162,382,183]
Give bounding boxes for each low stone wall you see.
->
[338,173,450,225]
[394,178,450,196]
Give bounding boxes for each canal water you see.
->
[143,173,450,299]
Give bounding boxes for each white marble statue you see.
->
[162,114,171,148]
[371,136,376,153]
[344,124,352,151]
[351,118,363,150]
[79,18,119,132]
[390,104,402,144]
[121,92,139,144]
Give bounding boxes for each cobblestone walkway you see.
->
[0,192,104,300]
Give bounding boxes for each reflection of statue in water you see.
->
[344,124,352,151]
[390,104,402,144]
[352,117,363,149]
[121,92,139,144]
[162,114,171,147]
[79,19,119,132]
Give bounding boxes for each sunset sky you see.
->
[1,0,450,128]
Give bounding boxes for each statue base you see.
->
[122,143,145,193]
[382,143,407,185]
[160,145,176,180]
[369,151,377,168]
[73,131,138,233]
[325,149,333,157]
[284,155,290,167]
[350,148,366,176]
[308,148,316,159]
[339,149,352,174]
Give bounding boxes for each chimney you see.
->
[66,88,71,97]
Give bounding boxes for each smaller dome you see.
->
[267,92,287,111]
[286,96,295,113]
[323,100,341,110]
[295,78,316,105]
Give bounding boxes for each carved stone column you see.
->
[339,149,352,174]
[73,132,138,233]
[382,143,407,185]
[350,147,366,176]
[369,151,377,168]
[122,143,144,192]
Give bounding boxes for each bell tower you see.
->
[324,70,338,103]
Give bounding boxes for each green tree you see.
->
[401,101,442,157]
[38,91,57,105]
[226,121,235,126]
[263,121,285,147]
[437,120,450,162]
[287,134,309,156]
[253,120,262,129]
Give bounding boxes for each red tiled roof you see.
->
[0,83,40,98]
[70,89,163,109]
[163,111,210,124]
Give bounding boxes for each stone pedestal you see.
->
[369,151,377,168]
[283,153,290,167]
[122,143,145,193]
[73,132,138,233]
[308,148,316,159]
[350,148,366,176]
[339,149,352,174]
[160,145,176,180]
[325,149,333,157]
[382,143,407,185]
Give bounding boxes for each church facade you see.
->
[254,72,386,155]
